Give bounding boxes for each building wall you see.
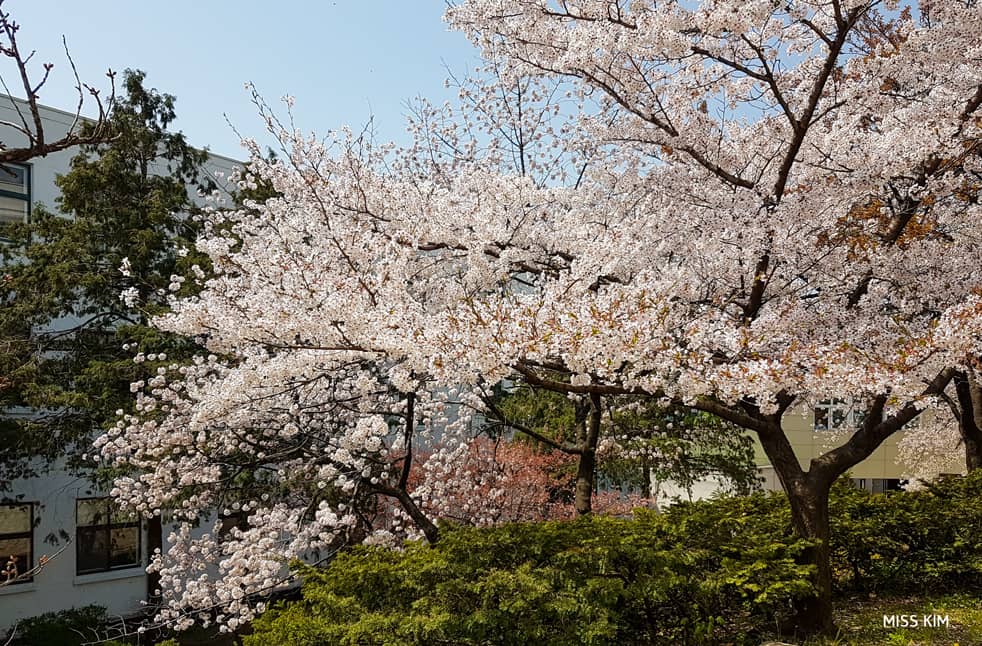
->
[0,96,242,629]
[0,470,149,625]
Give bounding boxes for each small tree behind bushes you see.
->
[416,437,652,527]
[248,472,982,646]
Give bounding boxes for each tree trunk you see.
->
[146,514,162,602]
[574,393,602,515]
[378,483,440,543]
[955,375,982,471]
[641,463,651,499]
[757,424,835,636]
[786,482,834,636]
[379,390,441,543]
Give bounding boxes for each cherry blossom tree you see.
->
[416,436,651,525]
[440,0,982,633]
[99,0,982,636]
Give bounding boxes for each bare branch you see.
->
[0,0,116,164]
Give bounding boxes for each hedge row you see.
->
[16,473,981,645]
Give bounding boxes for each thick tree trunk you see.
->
[786,483,834,636]
[704,372,954,638]
[955,374,982,471]
[574,393,602,515]
[757,424,835,636]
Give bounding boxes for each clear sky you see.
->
[0,1,482,159]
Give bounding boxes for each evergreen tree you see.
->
[0,70,212,488]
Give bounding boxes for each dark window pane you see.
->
[854,408,866,427]
[77,499,109,528]
[0,537,30,578]
[219,512,248,540]
[111,508,138,525]
[76,497,141,574]
[0,165,27,192]
[814,407,828,431]
[76,527,109,574]
[109,527,139,568]
[0,195,27,223]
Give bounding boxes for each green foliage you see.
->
[6,605,111,646]
[247,474,982,645]
[247,500,816,646]
[0,70,211,487]
[829,471,982,594]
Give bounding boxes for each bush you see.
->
[6,605,112,646]
[247,504,815,646]
[830,470,982,594]
[244,472,982,645]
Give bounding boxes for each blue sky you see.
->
[0,1,481,159]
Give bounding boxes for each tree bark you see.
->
[954,374,982,471]
[785,481,834,636]
[574,392,602,515]
[376,483,440,543]
[146,514,162,602]
[756,422,835,636]
[377,391,441,543]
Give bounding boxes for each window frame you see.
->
[814,398,920,433]
[813,398,865,432]
[0,501,35,585]
[0,162,31,225]
[75,496,142,576]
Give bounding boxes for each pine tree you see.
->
[0,70,212,488]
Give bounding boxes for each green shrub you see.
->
[6,605,111,646]
[830,471,982,594]
[247,506,815,646]
[242,472,982,645]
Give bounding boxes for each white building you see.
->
[0,96,241,629]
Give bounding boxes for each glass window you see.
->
[76,498,141,575]
[814,399,864,432]
[0,163,29,224]
[814,399,919,432]
[0,503,34,584]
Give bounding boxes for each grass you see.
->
[784,593,982,646]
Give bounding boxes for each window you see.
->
[76,498,141,575]
[814,399,865,432]
[814,398,920,432]
[0,163,29,224]
[0,503,34,584]
[852,478,905,493]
